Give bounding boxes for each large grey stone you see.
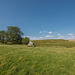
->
[28,41,34,47]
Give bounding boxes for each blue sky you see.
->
[0,0,75,40]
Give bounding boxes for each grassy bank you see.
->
[0,45,75,75]
[32,39,75,48]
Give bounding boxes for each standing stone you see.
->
[28,41,34,47]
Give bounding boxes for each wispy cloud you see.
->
[49,31,52,34]
[57,36,65,39]
[68,33,73,36]
[39,37,43,39]
[23,31,75,40]
[39,31,53,34]
[39,31,42,33]
[45,35,54,38]
[57,35,75,39]
[24,36,43,40]
[57,34,61,36]
[26,36,30,38]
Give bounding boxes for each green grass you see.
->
[32,39,75,48]
[0,45,75,75]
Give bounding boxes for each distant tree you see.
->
[22,37,30,44]
[0,30,5,44]
[6,26,24,44]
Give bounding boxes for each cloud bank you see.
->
[23,31,75,40]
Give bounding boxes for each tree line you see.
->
[0,26,29,44]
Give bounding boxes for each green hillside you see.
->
[32,39,75,48]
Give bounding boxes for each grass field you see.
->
[0,45,75,75]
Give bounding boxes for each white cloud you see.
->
[39,31,42,33]
[57,34,61,36]
[26,36,30,38]
[30,37,38,40]
[57,35,75,39]
[39,31,47,33]
[23,32,75,40]
[49,31,52,34]
[28,36,43,40]
[40,37,43,39]
[23,36,30,38]
[45,35,54,38]
[57,36,65,39]
[68,33,73,36]
[59,36,64,38]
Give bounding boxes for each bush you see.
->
[22,37,30,45]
